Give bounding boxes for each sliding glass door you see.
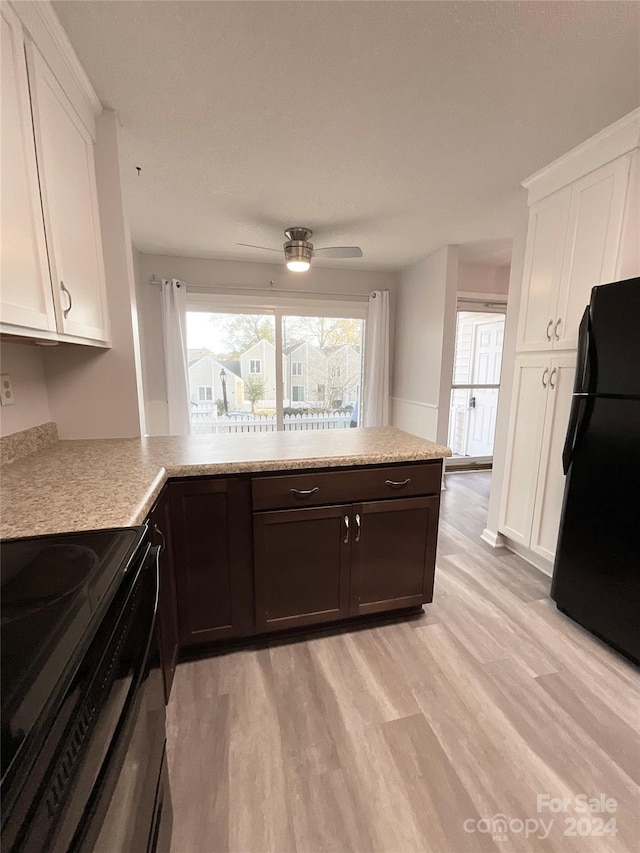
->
[186,307,365,434]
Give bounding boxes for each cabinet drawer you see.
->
[252,462,442,511]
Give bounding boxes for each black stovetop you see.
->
[1,527,144,787]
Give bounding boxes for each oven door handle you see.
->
[68,545,161,853]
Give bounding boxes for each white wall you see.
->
[42,112,144,439]
[483,206,529,543]
[134,252,399,434]
[391,245,459,444]
[0,343,51,436]
[457,262,511,294]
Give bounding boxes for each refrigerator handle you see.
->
[574,306,592,394]
[562,395,589,475]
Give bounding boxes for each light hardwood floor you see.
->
[167,471,640,853]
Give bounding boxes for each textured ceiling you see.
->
[53,1,639,270]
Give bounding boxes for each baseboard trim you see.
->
[500,536,554,578]
[481,528,506,548]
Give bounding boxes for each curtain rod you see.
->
[149,276,370,302]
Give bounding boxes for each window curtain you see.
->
[161,279,191,435]
[362,290,390,427]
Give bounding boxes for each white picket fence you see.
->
[191,406,352,435]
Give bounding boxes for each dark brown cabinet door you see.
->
[350,496,439,616]
[149,488,180,702]
[253,504,352,632]
[170,478,254,646]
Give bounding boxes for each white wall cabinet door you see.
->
[499,355,550,545]
[516,188,571,353]
[529,355,576,562]
[0,7,56,332]
[26,44,109,343]
[554,154,632,350]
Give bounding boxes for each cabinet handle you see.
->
[554,318,562,341]
[343,515,350,544]
[385,478,411,488]
[355,513,361,542]
[549,367,557,389]
[542,368,549,388]
[153,523,165,553]
[546,319,553,341]
[60,281,73,318]
[290,487,319,498]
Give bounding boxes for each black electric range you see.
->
[1,528,144,796]
[1,526,171,853]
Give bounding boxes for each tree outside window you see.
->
[245,375,265,413]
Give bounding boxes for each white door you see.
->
[465,318,503,457]
[530,355,576,562]
[554,154,632,350]
[26,44,109,343]
[0,6,56,332]
[516,187,571,352]
[499,355,551,545]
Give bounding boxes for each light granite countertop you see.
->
[0,427,450,540]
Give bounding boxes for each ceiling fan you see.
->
[238,227,363,272]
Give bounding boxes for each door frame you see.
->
[447,293,507,469]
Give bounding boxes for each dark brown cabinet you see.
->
[170,477,254,646]
[253,504,352,632]
[149,487,180,702]
[349,496,439,616]
[253,485,440,631]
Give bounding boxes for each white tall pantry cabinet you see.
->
[499,110,639,571]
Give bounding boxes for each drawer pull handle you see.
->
[344,515,350,544]
[385,478,411,488]
[290,487,320,498]
[355,513,361,542]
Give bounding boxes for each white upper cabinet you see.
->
[517,109,639,356]
[516,188,571,352]
[26,44,109,343]
[555,155,632,350]
[517,152,634,354]
[0,5,56,332]
[0,2,109,346]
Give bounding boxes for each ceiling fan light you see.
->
[286,259,311,272]
[284,239,313,272]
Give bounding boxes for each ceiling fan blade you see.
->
[313,246,363,259]
[237,243,281,252]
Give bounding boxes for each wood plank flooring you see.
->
[167,472,639,853]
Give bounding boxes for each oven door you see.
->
[75,547,171,853]
[11,543,170,853]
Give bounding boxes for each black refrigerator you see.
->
[551,276,640,664]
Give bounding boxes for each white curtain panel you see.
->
[161,278,191,435]
[362,290,390,427]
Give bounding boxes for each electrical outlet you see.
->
[0,374,15,406]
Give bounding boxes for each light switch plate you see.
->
[0,374,15,406]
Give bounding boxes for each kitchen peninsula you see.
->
[1,425,450,697]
